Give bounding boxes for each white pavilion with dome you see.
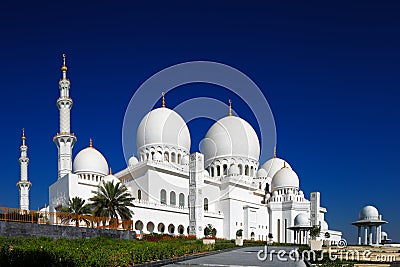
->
[48,55,342,243]
[352,205,387,245]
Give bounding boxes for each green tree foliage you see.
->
[89,181,134,220]
[204,224,217,237]
[55,197,92,227]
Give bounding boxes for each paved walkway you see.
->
[166,246,308,266]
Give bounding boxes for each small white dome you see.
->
[271,166,299,191]
[136,108,191,152]
[102,174,120,185]
[201,116,260,166]
[294,213,310,227]
[256,168,268,178]
[381,231,388,240]
[359,205,379,220]
[73,146,108,176]
[261,157,291,178]
[128,156,138,166]
[153,151,163,161]
[321,221,329,230]
[228,164,240,176]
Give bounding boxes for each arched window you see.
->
[178,154,182,164]
[168,224,175,234]
[204,198,209,211]
[217,165,221,176]
[250,166,254,176]
[138,189,142,201]
[223,164,227,175]
[259,182,262,190]
[179,193,185,208]
[158,223,165,233]
[245,165,249,176]
[160,189,166,204]
[171,152,176,162]
[170,191,176,206]
[164,152,169,162]
[239,164,243,175]
[210,167,214,177]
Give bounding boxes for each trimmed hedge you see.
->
[0,236,213,267]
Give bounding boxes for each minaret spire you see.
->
[17,129,32,210]
[53,53,77,180]
[162,92,166,108]
[228,99,232,116]
[273,146,277,158]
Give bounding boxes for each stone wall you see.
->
[0,221,136,240]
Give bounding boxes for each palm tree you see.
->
[55,197,92,227]
[89,181,134,222]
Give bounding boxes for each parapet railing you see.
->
[0,207,133,231]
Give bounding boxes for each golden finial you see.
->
[162,92,166,108]
[22,128,26,140]
[273,146,277,158]
[228,99,232,116]
[89,138,93,147]
[61,53,67,72]
[109,167,112,175]
[283,161,287,168]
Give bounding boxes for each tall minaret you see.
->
[17,129,32,210]
[53,54,77,180]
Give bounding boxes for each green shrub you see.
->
[0,236,217,266]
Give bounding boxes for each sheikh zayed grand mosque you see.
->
[18,55,349,244]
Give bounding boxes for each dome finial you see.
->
[89,138,93,147]
[162,92,166,108]
[273,146,277,158]
[61,53,67,72]
[109,167,112,175]
[228,99,232,116]
[21,128,26,145]
[61,53,68,80]
[283,160,286,168]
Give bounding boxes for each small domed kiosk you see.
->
[352,205,387,245]
[288,213,313,245]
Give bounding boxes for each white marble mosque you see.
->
[19,55,359,244]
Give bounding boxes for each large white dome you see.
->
[359,205,379,220]
[73,146,109,176]
[271,166,299,191]
[261,157,291,178]
[201,116,260,166]
[136,107,191,151]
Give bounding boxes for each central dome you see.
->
[73,146,109,176]
[136,107,191,151]
[201,116,260,166]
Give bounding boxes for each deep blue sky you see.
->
[0,1,399,243]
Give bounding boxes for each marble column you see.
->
[364,226,368,245]
[357,226,361,245]
[369,226,373,245]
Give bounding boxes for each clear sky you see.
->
[0,1,399,243]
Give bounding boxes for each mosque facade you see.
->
[45,55,342,243]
